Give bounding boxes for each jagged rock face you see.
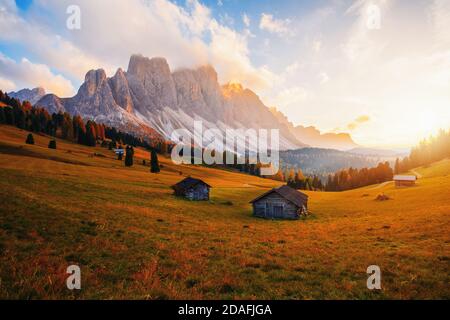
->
[222,83,304,149]
[270,107,358,150]
[36,94,66,114]
[172,65,228,123]
[109,68,133,113]
[9,87,46,105]
[68,69,119,117]
[126,55,177,115]
[32,54,315,149]
[34,68,162,140]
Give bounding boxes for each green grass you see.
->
[0,125,449,299]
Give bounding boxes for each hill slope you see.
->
[0,125,448,299]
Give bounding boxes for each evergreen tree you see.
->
[25,133,34,145]
[4,107,15,125]
[394,158,400,174]
[286,168,295,186]
[312,175,320,190]
[125,145,134,167]
[85,121,97,146]
[325,174,333,191]
[0,107,5,124]
[150,149,160,173]
[48,139,57,149]
[14,107,26,129]
[61,114,74,140]
[109,140,117,150]
[77,126,86,145]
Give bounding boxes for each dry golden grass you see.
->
[0,124,449,299]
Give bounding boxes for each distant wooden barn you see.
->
[394,175,417,187]
[250,185,308,220]
[171,177,211,201]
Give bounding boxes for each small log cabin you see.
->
[250,185,308,220]
[394,175,417,187]
[171,177,211,201]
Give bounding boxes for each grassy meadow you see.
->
[0,124,449,299]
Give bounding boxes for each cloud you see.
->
[0,53,75,96]
[0,0,276,93]
[285,62,300,75]
[0,1,110,80]
[430,0,450,48]
[243,13,250,27]
[0,77,16,92]
[318,72,329,84]
[266,86,308,109]
[347,115,370,130]
[312,40,322,52]
[259,13,292,36]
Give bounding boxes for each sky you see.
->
[0,0,449,148]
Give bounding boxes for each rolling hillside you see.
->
[0,125,449,299]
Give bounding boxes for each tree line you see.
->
[0,89,164,173]
[394,129,450,174]
[324,162,393,191]
[268,167,324,191]
[274,129,450,192]
[0,89,170,150]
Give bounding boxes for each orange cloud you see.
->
[347,115,370,130]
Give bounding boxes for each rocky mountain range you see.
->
[8,54,359,151]
[269,107,358,150]
[9,87,46,105]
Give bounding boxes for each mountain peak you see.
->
[222,82,245,98]
[33,53,306,150]
[9,87,46,105]
[127,54,171,77]
[82,69,108,96]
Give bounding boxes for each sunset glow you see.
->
[1,0,449,148]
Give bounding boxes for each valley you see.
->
[0,125,448,299]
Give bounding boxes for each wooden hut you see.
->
[394,175,417,187]
[171,177,211,201]
[250,185,308,220]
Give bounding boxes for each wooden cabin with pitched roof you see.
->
[394,175,417,187]
[250,185,308,220]
[171,177,211,201]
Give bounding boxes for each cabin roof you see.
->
[171,177,211,191]
[394,175,417,181]
[250,185,308,208]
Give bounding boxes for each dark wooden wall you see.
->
[252,192,304,220]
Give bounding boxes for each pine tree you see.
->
[150,149,160,173]
[394,158,400,174]
[287,168,295,186]
[14,107,26,129]
[25,133,34,145]
[0,108,5,124]
[125,145,134,167]
[312,175,320,190]
[77,127,86,145]
[85,121,97,147]
[48,140,57,149]
[4,107,15,125]
[61,114,74,140]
